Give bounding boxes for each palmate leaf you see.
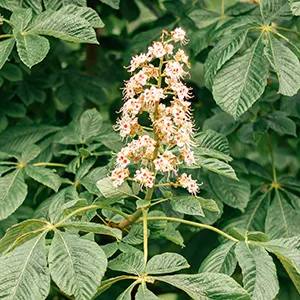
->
[99,0,120,9]
[0,219,46,255]
[43,0,87,10]
[135,285,159,300]
[212,36,269,119]
[194,130,232,162]
[209,173,251,212]
[146,252,190,274]
[79,108,103,142]
[0,0,43,13]
[153,273,250,300]
[0,169,27,220]
[265,190,300,239]
[116,281,139,300]
[25,165,61,192]
[264,236,300,293]
[264,34,300,97]
[14,33,50,68]
[235,242,279,300]
[27,6,99,44]
[199,241,237,276]
[108,251,144,275]
[48,231,107,300]
[204,28,249,90]
[170,196,204,216]
[0,39,15,70]
[260,0,289,21]
[0,234,50,300]
[289,0,300,15]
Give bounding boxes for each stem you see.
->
[118,209,143,229]
[267,133,277,183]
[221,0,225,17]
[273,27,300,37]
[33,162,67,168]
[55,204,130,227]
[0,162,18,165]
[150,198,170,207]
[140,216,239,242]
[0,34,13,39]
[142,208,149,267]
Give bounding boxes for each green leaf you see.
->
[267,112,296,136]
[204,29,248,90]
[44,0,87,10]
[199,241,237,276]
[62,222,122,240]
[264,34,300,96]
[212,36,269,119]
[194,130,231,162]
[260,0,289,21]
[75,157,96,181]
[58,5,104,28]
[264,236,300,293]
[209,174,251,212]
[20,144,41,164]
[99,0,120,9]
[146,253,190,275]
[154,273,251,300]
[116,281,139,300]
[289,0,300,15]
[49,230,107,300]
[0,124,60,153]
[10,8,33,31]
[79,108,103,142]
[1,63,23,82]
[15,33,50,68]
[96,177,132,204]
[28,6,99,44]
[122,224,145,245]
[0,39,15,70]
[25,165,61,192]
[0,219,46,255]
[225,191,271,232]
[235,242,279,300]
[136,285,159,300]
[196,157,238,180]
[108,252,144,275]
[171,196,204,216]
[80,166,108,195]
[0,234,50,299]
[0,0,43,13]
[265,191,300,239]
[0,169,27,220]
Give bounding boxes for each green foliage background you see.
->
[0,0,299,299]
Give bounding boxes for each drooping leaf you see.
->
[0,234,50,299]
[27,6,99,44]
[20,144,41,164]
[171,196,204,216]
[212,36,269,119]
[108,251,144,275]
[0,219,46,255]
[264,34,300,97]
[48,230,107,300]
[0,169,27,220]
[154,273,251,300]
[0,39,15,70]
[79,108,103,142]
[146,252,190,275]
[194,130,231,161]
[235,242,279,300]
[135,284,159,300]
[25,165,61,192]
[15,33,50,68]
[264,236,300,293]
[99,0,120,9]
[62,222,122,240]
[265,191,300,239]
[199,241,237,276]
[1,63,23,82]
[267,112,296,136]
[209,173,251,212]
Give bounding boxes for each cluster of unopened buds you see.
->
[111,28,201,196]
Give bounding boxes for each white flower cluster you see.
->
[111,28,200,195]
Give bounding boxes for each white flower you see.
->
[133,168,155,188]
[165,61,187,80]
[175,49,190,66]
[114,114,139,138]
[148,42,166,58]
[128,53,149,72]
[178,173,200,195]
[142,86,167,113]
[171,27,189,45]
[153,151,178,173]
[111,167,130,187]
